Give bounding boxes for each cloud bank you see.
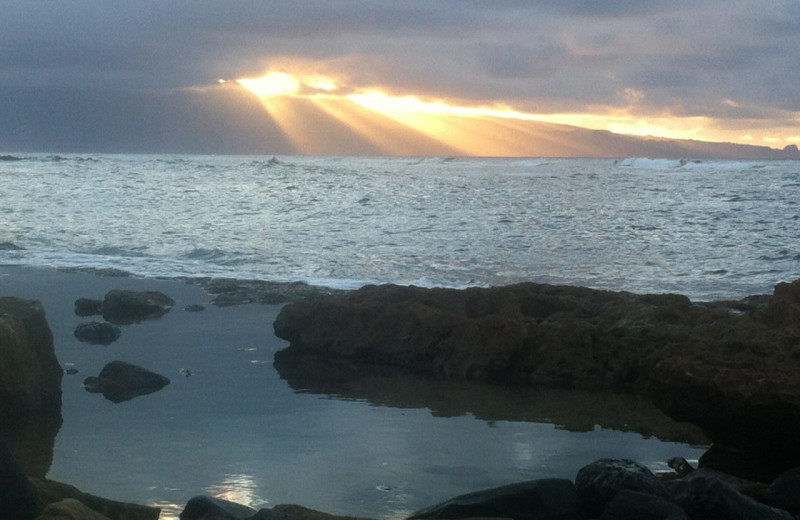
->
[1,0,798,153]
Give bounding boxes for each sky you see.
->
[1,0,799,156]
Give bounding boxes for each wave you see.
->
[0,154,25,161]
[615,158,702,169]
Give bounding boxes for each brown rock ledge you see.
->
[274,280,800,479]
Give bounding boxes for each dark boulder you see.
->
[74,322,121,345]
[599,490,688,520]
[83,361,170,403]
[101,289,175,324]
[74,297,103,316]
[765,466,800,512]
[574,459,667,517]
[666,475,793,520]
[409,478,582,520]
[179,495,258,520]
[0,436,42,520]
[0,297,63,420]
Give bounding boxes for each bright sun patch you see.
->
[234,70,799,155]
[237,73,300,97]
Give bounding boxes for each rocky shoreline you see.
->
[2,270,800,519]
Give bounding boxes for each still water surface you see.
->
[1,267,705,519]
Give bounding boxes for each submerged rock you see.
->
[101,289,175,324]
[74,297,103,316]
[74,321,121,345]
[83,361,170,403]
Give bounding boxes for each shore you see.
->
[6,264,795,519]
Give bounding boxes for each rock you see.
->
[574,459,667,517]
[666,457,694,478]
[0,297,63,420]
[101,289,175,324]
[666,475,793,520]
[0,436,42,520]
[697,444,787,483]
[599,489,689,520]
[765,466,800,511]
[409,478,581,520]
[184,304,206,312]
[35,498,112,520]
[83,361,170,403]
[74,298,103,317]
[73,322,121,345]
[271,504,373,520]
[273,281,800,476]
[179,495,258,519]
[32,478,160,520]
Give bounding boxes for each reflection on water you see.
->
[206,473,268,509]
[273,355,709,445]
[2,267,709,520]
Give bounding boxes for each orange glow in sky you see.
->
[236,71,799,156]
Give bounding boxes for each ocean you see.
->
[2,153,799,300]
[1,153,798,518]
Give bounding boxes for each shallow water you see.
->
[1,267,705,519]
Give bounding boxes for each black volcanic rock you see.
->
[83,361,170,403]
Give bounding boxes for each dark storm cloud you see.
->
[1,0,797,152]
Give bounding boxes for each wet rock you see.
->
[666,475,793,520]
[599,489,688,520]
[274,280,800,477]
[184,304,206,312]
[32,478,160,520]
[0,437,42,520]
[409,478,582,520]
[83,361,170,403]
[179,495,258,519]
[667,457,694,478]
[74,298,103,316]
[35,499,111,520]
[574,459,667,517]
[271,504,373,520]
[73,322,121,345]
[101,289,175,324]
[0,297,63,421]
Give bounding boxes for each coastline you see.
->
[4,264,796,519]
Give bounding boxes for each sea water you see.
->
[1,154,799,518]
[2,153,799,300]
